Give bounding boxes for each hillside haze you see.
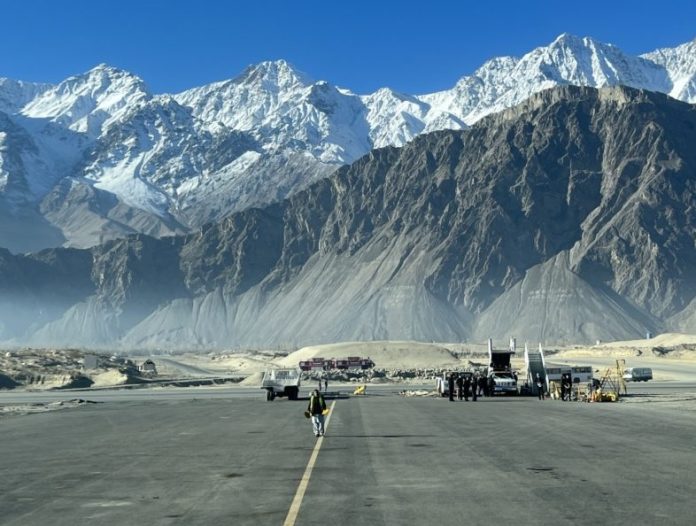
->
[1,85,695,348]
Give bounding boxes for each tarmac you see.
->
[1,387,695,525]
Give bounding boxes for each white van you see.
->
[623,367,653,382]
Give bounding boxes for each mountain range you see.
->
[1,85,696,348]
[1,34,695,253]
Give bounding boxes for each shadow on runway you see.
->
[296,393,351,401]
[326,434,433,439]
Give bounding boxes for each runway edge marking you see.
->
[283,400,337,526]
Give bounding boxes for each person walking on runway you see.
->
[307,389,327,437]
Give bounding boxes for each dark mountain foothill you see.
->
[1,85,696,348]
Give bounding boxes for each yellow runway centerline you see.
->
[283,400,336,526]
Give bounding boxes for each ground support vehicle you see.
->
[488,371,518,395]
[298,356,375,371]
[487,338,518,395]
[623,367,653,382]
[261,368,301,401]
[524,343,547,397]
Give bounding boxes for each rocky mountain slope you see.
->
[0,35,695,252]
[1,85,695,347]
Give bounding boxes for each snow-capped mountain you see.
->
[21,64,151,137]
[0,78,51,114]
[0,34,695,253]
[642,38,696,101]
[174,60,372,164]
[421,34,672,124]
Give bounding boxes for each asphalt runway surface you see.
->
[2,388,695,525]
[1,380,694,404]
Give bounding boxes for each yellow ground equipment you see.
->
[595,359,627,402]
[353,385,366,395]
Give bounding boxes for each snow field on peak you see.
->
[0,78,53,114]
[91,157,171,217]
[21,65,151,137]
[175,150,262,199]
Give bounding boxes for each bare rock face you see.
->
[1,85,696,348]
[39,178,188,248]
[474,252,660,343]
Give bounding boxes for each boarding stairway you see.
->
[525,344,547,396]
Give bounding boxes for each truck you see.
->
[487,338,518,395]
[261,368,301,401]
[488,370,518,394]
[623,367,653,382]
[299,358,328,371]
[298,356,375,371]
[345,356,375,370]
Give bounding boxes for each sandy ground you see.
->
[2,336,695,422]
[546,332,696,382]
[156,333,696,383]
[90,370,129,387]
[3,333,695,393]
[276,341,469,369]
[150,351,286,376]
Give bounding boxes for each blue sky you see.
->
[2,0,695,94]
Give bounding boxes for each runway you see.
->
[1,388,695,525]
[1,380,694,404]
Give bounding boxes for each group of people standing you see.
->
[534,372,577,401]
[446,372,491,401]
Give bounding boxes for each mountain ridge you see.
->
[1,34,695,254]
[1,85,695,347]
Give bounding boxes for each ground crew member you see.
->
[479,375,487,397]
[536,373,545,400]
[471,374,478,401]
[456,374,463,401]
[308,389,327,437]
[463,375,471,401]
[562,374,572,401]
[448,373,455,402]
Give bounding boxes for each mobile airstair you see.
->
[525,343,547,397]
